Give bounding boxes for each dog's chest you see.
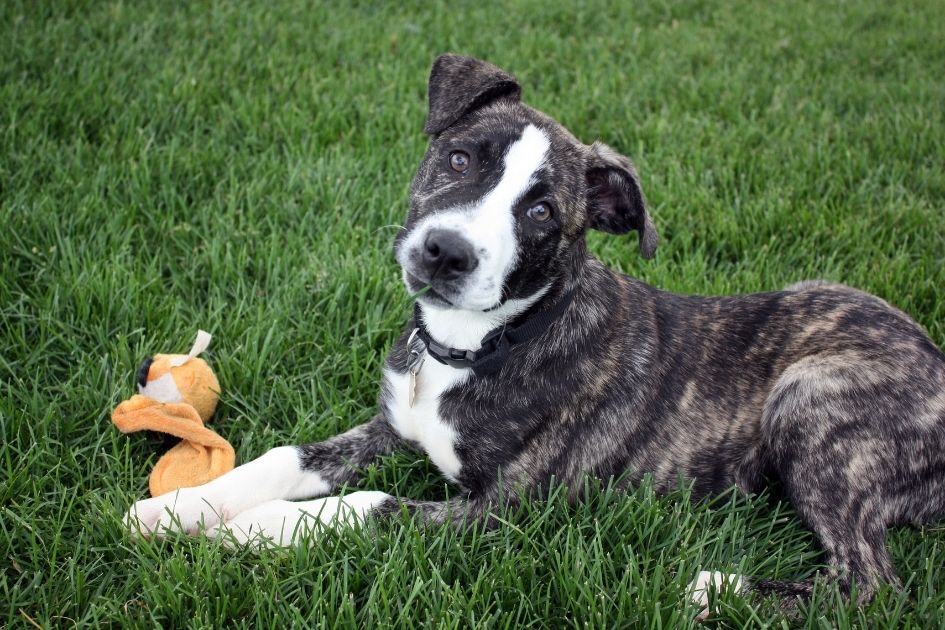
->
[383,361,468,481]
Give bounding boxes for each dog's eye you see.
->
[448,151,470,173]
[527,203,552,223]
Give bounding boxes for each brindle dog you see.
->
[126,54,945,610]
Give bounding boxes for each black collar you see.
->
[412,287,577,377]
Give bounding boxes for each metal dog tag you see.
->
[406,328,426,407]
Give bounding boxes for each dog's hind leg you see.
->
[692,357,917,614]
[746,503,898,606]
[742,352,941,607]
[689,519,896,614]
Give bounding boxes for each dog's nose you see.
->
[421,229,478,281]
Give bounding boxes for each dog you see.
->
[126,54,945,611]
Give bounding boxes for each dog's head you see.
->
[395,54,657,312]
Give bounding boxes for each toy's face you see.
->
[135,354,220,421]
[136,355,185,403]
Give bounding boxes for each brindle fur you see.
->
[296,55,945,606]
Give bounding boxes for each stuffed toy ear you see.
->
[586,141,658,259]
[111,395,235,496]
[424,53,522,135]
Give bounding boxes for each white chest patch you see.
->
[384,361,468,481]
[385,289,551,481]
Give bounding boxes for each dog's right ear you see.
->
[424,54,521,136]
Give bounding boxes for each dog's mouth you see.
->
[405,272,454,308]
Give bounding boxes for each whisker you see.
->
[375,224,407,234]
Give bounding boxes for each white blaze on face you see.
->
[400,124,551,311]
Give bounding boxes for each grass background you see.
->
[2,0,944,627]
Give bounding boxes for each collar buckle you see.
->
[449,347,476,363]
[468,327,510,375]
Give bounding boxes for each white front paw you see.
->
[206,500,311,547]
[208,491,391,548]
[125,487,227,537]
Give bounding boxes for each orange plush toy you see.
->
[112,331,235,497]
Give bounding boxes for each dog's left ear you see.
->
[586,142,658,259]
[424,53,521,136]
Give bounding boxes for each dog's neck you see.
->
[417,284,552,350]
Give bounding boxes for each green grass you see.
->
[2,0,945,626]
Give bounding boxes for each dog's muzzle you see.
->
[405,228,479,301]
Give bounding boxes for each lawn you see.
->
[2,0,945,627]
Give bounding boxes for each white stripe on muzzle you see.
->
[400,124,551,311]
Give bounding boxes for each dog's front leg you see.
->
[124,416,404,538]
[207,494,491,547]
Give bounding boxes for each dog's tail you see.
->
[746,576,815,607]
